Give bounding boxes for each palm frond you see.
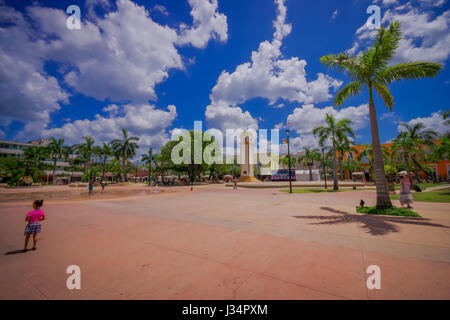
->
[373,82,394,110]
[376,62,443,84]
[334,81,363,106]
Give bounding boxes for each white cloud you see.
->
[37,104,177,150]
[0,0,229,145]
[351,3,450,64]
[28,0,184,103]
[418,0,446,7]
[204,102,258,132]
[398,111,449,136]
[152,4,169,16]
[287,104,369,135]
[205,0,342,132]
[177,0,228,48]
[331,9,339,21]
[0,4,69,128]
[281,104,369,152]
[375,0,399,5]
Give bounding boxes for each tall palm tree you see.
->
[298,147,321,181]
[111,129,139,182]
[313,114,355,190]
[47,137,65,184]
[320,21,442,207]
[141,148,157,185]
[399,122,437,181]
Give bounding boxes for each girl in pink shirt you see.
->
[23,200,46,252]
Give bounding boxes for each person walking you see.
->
[399,172,413,209]
[233,177,238,190]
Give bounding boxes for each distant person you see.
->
[100,180,105,193]
[233,178,238,190]
[23,200,45,252]
[88,179,94,195]
[399,173,413,209]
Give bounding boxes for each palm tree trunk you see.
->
[411,156,431,181]
[309,166,313,181]
[332,142,338,191]
[339,156,344,181]
[121,157,126,182]
[102,159,106,180]
[52,158,57,185]
[368,90,392,208]
[403,154,412,179]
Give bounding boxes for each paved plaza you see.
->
[0,184,449,299]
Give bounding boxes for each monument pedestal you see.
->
[238,176,261,183]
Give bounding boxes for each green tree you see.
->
[23,145,48,180]
[335,136,353,181]
[141,148,157,185]
[298,147,321,181]
[74,136,95,175]
[280,155,296,169]
[320,21,442,207]
[100,142,113,181]
[313,114,355,190]
[357,144,390,178]
[47,137,65,184]
[398,122,437,181]
[111,129,139,182]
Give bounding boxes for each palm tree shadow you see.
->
[292,207,449,236]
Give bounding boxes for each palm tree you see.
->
[111,129,139,182]
[357,144,390,179]
[313,114,355,190]
[74,136,95,174]
[391,131,415,179]
[100,142,112,181]
[398,122,437,181]
[320,21,442,207]
[335,136,353,181]
[343,158,363,180]
[23,145,48,178]
[141,148,157,185]
[47,137,65,184]
[298,147,321,181]
[280,155,296,170]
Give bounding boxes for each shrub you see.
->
[356,206,420,217]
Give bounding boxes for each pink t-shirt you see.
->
[27,210,45,223]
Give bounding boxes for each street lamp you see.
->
[286,129,292,194]
[322,147,327,189]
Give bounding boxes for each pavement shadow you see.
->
[4,250,27,255]
[292,206,450,236]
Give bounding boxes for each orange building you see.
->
[343,142,450,181]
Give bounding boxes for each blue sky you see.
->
[0,0,449,153]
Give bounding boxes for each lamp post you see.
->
[322,147,327,189]
[286,129,292,194]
